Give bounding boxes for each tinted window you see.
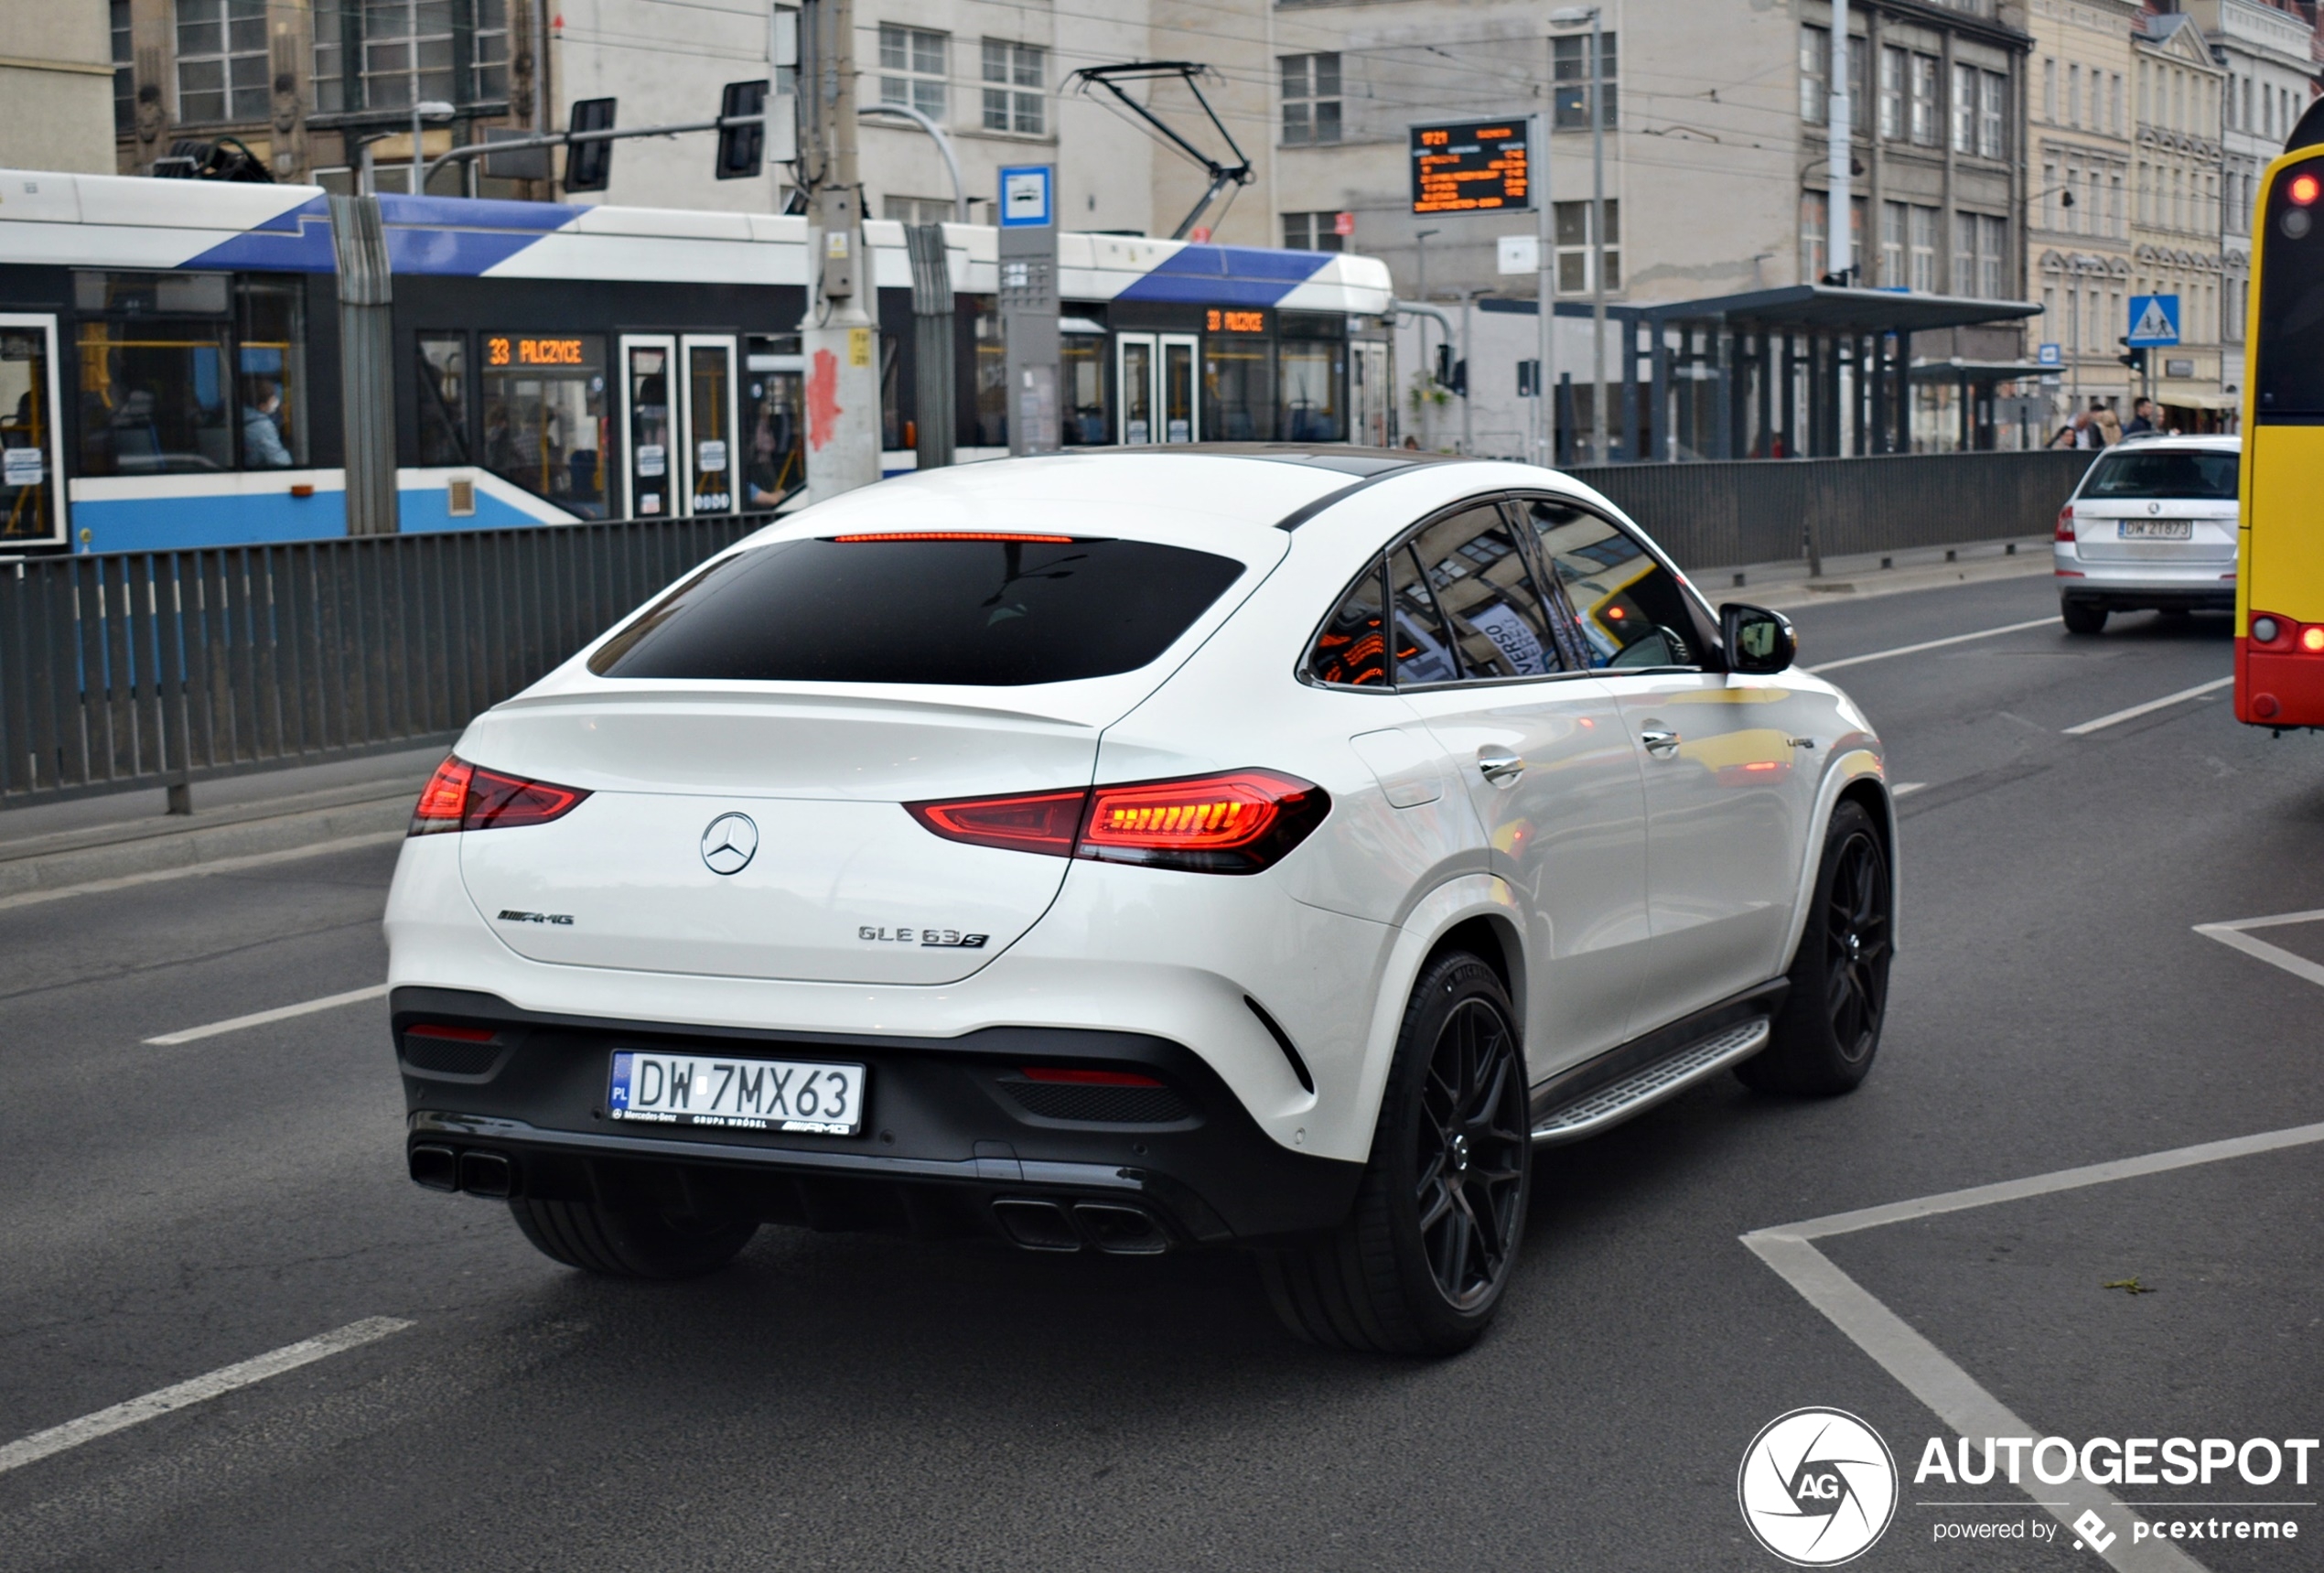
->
[592,535,1246,685]
[1407,505,1565,679]
[1526,501,1701,670]
[1388,546,1461,684]
[2081,450,2238,501]
[1308,560,1389,686]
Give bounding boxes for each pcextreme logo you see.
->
[1738,1407,1900,1567]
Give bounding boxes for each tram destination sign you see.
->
[1410,119,1533,215]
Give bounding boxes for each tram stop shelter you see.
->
[1606,285,2044,462]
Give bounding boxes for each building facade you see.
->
[1,5,116,175]
[2132,8,2231,418]
[2025,0,2142,420]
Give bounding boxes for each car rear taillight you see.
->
[906,770,1330,874]
[409,754,590,835]
[2055,505,2076,543]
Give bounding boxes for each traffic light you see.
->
[715,81,768,179]
[1518,359,1540,397]
[565,97,616,192]
[2116,337,2146,373]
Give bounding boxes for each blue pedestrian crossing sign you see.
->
[2126,294,2180,348]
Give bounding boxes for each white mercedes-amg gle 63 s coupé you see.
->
[385,447,1895,1355]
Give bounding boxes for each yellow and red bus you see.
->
[2240,120,2324,727]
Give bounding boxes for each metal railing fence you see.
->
[0,449,2095,812]
[1,513,765,809]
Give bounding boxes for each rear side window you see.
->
[1525,501,1702,670]
[2080,451,2238,501]
[1406,505,1565,679]
[1387,547,1461,684]
[590,535,1246,685]
[1307,561,1389,686]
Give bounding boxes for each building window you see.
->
[470,0,509,103]
[1950,62,1974,153]
[176,0,269,124]
[879,25,947,122]
[1910,54,1938,145]
[1880,47,1906,139]
[113,0,135,135]
[2068,63,2081,130]
[1553,33,1616,130]
[2110,73,2123,136]
[1910,204,1937,293]
[1978,213,2005,299]
[2111,169,2125,240]
[981,38,1043,135]
[1880,200,1906,287]
[1979,70,2007,159]
[1554,199,1619,294]
[1952,210,1974,294]
[1801,189,1828,283]
[1800,26,1829,124]
[2043,57,2058,124]
[1280,52,1340,145]
[1282,212,1346,253]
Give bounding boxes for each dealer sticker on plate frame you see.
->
[608,1050,865,1136]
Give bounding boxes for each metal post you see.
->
[1415,227,1436,450]
[409,0,424,194]
[797,0,879,501]
[1830,0,1853,283]
[1588,8,1607,463]
[1535,99,1554,465]
[1460,289,1476,454]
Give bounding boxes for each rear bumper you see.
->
[393,986,1364,1247]
[2235,640,2324,728]
[2054,549,2236,609]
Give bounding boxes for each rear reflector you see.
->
[405,1023,497,1042]
[410,754,590,835]
[907,769,1330,874]
[1019,1066,1166,1087]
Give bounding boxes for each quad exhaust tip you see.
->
[993,1198,1172,1255]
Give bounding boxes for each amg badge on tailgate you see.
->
[860,926,989,948]
[498,910,575,925]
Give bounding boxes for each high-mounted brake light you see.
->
[409,755,590,835]
[828,532,1077,544]
[2055,504,2076,543]
[906,770,1330,875]
[2292,173,2321,207]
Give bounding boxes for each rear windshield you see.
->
[588,535,1247,685]
[2080,451,2238,501]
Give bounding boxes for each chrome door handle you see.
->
[1639,727,1681,757]
[1478,750,1525,784]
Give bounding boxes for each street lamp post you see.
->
[1415,226,1439,448]
[1552,6,1605,462]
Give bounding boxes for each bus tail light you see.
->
[2054,505,2076,542]
[2303,627,2324,654]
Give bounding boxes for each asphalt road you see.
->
[4,570,2319,1573]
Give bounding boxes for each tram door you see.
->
[0,315,66,547]
[678,335,737,514]
[620,333,740,517]
[1115,332,1200,446]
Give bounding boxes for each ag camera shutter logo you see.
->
[1738,1407,1899,1566]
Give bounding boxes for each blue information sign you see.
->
[998,165,1052,228]
[2037,342,2061,367]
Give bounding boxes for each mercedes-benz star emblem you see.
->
[700,812,759,876]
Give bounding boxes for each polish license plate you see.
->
[2119,520,2193,540]
[608,1050,865,1135]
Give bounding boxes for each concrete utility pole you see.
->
[797,0,880,501]
[1829,0,1852,284]
[1587,7,1607,463]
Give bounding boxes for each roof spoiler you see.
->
[2289,96,2324,156]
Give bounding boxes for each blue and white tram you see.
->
[0,167,1397,554]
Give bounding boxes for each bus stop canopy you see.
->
[1641,284,2043,335]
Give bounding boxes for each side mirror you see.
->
[1720,603,1796,674]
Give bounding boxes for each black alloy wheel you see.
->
[1259,951,1532,1355]
[1414,996,1529,1310]
[1738,800,1892,1097]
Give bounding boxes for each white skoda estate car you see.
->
[384,449,1896,1355]
[2053,434,2241,634]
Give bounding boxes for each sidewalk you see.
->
[1702,533,2052,611]
[0,745,444,905]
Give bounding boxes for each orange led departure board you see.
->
[1410,120,1533,215]
[485,336,591,367]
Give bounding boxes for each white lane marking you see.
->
[145,983,391,1046]
[1805,616,2057,675]
[0,1317,413,1478]
[0,831,405,914]
[2062,676,2234,736]
[1892,781,1928,797]
[1744,1120,2324,1573]
[2194,909,2324,991]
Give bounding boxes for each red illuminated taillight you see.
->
[2292,172,2320,207]
[2055,504,2076,543]
[906,770,1331,874]
[1019,1066,1165,1087]
[2304,627,2324,654]
[409,754,590,835]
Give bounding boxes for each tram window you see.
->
[1204,339,1275,442]
[479,332,608,518]
[879,331,901,452]
[76,320,234,475]
[1278,340,1342,443]
[971,296,1006,447]
[687,342,734,515]
[417,333,468,465]
[235,278,306,468]
[744,336,802,510]
[1062,331,1107,444]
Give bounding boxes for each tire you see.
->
[1737,801,1892,1097]
[1259,952,1531,1356]
[508,1195,758,1279]
[2060,598,2108,635]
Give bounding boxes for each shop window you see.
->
[479,331,608,517]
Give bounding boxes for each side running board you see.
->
[1530,1018,1770,1145]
